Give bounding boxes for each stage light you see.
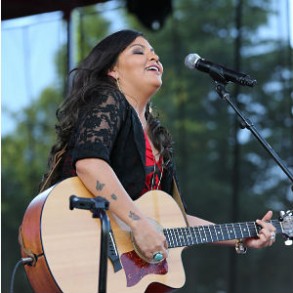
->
[126,0,172,31]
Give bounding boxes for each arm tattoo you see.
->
[96,180,105,191]
[111,193,118,200]
[129,211,140,221]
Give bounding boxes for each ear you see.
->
[107,67,118,80]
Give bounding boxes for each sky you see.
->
[1,0,293,136]
[2,12,65,134]
[1,1,123,135]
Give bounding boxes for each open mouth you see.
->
[146,65,161,73]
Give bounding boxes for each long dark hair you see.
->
[41,29,173,189]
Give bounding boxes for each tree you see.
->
[2,6,112,292]
[125,1,293,292]
[2,88,62,292]
[2,1,292,292]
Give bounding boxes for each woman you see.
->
[41,29,276,264]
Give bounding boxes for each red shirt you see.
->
[140,132,163,195]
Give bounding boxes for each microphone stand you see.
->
[70,195,110,293]
[214,82,293,189]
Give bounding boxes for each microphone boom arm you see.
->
[215,82,293,187]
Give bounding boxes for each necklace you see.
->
[151,163,164,190]
[144,132,163,190]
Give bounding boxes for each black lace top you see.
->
[59,87,176,200]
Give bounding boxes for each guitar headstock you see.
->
[279,210,293,246]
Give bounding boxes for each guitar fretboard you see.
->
[164,220,282,248]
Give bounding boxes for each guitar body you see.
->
[20,177,187,293]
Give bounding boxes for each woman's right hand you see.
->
[76,159,169,262]
[130,217,168,262]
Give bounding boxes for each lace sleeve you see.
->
[71,90,127,165]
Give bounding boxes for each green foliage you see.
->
[2,87,62,291]
[75,6,111,61]
[122,1,293,292]
[2,9,112,293]
[2,1,292,292]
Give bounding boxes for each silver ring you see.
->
[270,231,276,241]
[152,252,164,262]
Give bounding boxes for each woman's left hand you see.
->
[244,210,276,248]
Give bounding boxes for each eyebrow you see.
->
[129,43,155,52]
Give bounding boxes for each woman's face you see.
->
[109,36,164,97]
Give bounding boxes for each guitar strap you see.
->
[172,178,189,226]
[39,145,67,193]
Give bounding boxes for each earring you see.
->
[116,77,123,93]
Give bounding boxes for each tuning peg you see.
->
[279,210,293,220]
[284,238,293,246]
[279,211,285,220]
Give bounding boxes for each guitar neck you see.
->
[164,219,282,248]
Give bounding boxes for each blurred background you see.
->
[2,0,293,292]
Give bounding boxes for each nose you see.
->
[149,51,160,62]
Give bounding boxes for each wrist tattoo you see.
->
[129,211,140,221]
[96,180,105,191]
[111,193,118,200]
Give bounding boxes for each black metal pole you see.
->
[96,209,110,293]
[215,82,293,185]
[228,1,243,292]
[70,196,110,293]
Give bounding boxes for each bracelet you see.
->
[235,239,247,254]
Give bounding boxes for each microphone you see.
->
[184,53,257,87]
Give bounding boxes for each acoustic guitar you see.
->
[19,177,293,293]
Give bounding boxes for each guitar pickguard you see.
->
[120,250,168,287]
